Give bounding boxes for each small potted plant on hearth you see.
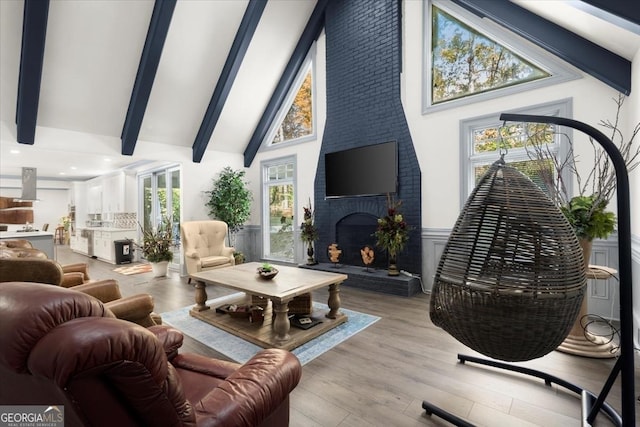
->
[374,195,410,276]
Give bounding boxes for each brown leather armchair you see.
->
[0,240,91,287]
[0,282,302,426]
[0,257,161,327]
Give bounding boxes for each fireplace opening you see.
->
[335,213,387,270]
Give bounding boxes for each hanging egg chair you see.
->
[430,158,586,362]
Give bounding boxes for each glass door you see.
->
[262,159,296,262]
[139,166,181,269]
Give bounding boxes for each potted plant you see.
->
[527,94,639,263]
[257,262,278,280]
[374,196,410,276]
[300,198,319,265]
[205,167,252,251]
[137,215,174,277]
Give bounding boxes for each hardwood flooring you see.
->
[55,245,638,426]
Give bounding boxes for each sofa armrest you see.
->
[61,272,85,288]
[148,325,184,360]
[172,352,242,380]
[221,247,235,259]
[72,279,122,303]
[185,251,200,259]
[61,263,90,280]
[191,349,302,426]
[105,294,156,327]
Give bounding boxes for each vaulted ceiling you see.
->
[0,0,638,180]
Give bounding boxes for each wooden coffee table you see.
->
[189,262,348,350]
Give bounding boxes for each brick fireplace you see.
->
[312,0,422,283]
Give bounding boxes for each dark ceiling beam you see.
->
[192,0,267,163]
[579,0,640,32]
[16,0,50,145]
[121,0,176,156]
[451,0,632,95]
[244,0,329,167]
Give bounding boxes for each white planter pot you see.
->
[151,261,169,278]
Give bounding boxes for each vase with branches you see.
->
[527,94,639,245]
[374,195,410,276]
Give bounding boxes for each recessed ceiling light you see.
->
[70,166,77,170]
[10,149,20,154]
[59,172,66,175]
[104,158,112,162]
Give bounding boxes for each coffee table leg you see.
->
[192,280,210,312]
[272,300,291,342]
[327,282,341,319]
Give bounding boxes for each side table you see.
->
[556,264,618,358]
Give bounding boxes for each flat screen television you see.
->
[325,141,397,197]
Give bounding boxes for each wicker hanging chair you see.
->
[430,158,586,362]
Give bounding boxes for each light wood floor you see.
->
[55,245,639,426]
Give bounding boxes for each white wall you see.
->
[0,176,71,231]
[245,31,327,228]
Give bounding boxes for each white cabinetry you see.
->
[102,172,126,213]
[87,184,103,214]
[92,228,136,264]
[70,232,89,255]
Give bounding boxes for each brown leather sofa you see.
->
[0,282,302,426]
[0,257,161,327]
[0,240,91,287]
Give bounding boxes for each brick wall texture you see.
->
[314,0,422,276]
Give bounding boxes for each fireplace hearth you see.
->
[336,213,386,270]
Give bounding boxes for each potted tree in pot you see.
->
[205,167,252,264]
[137,215,174,277]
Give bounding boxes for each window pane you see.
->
[431,5,549,104]
[272,70,313,144]
[474,159,554,194]
[266,183,294,261]
[473,123,555,154]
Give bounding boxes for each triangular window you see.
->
[267,53,314,146]
[424,1,579,113]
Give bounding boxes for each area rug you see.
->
[161,294,380,365]
[113,263,152,275]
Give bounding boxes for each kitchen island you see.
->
[72,227,137,264]
[0,230,55,258]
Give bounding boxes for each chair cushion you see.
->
[201,256,232,268]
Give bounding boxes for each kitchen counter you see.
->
[77,227,137,232]
[71,227,138,264]
[0,231,54,238]
[0,231,55,258]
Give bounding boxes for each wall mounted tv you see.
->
[325,141,398,198]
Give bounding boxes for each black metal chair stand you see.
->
[423,114,635,427]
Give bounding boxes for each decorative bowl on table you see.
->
[257,266,278,280]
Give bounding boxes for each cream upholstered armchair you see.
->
[180,220,235,282]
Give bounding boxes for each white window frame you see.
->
[262,46,317,149]
[423,0,580,114]
[261,155,297,263]
[460,99,574,208]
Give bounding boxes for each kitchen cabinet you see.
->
[102,173,126,213]
[87,184,102,214]
[70,233,89,256]
[82,228,136,264]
